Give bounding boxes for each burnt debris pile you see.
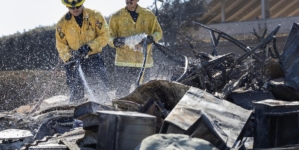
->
[2,23,299,149]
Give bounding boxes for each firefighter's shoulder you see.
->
[141,7,155,16]
[111,8,126,17]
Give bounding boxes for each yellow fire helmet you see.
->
[61,0,85,7]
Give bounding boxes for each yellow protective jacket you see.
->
[109,5,163,68]
[56,8,109,63]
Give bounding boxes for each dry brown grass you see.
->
[0,70,68,111]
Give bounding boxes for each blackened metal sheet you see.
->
[164,87,252,148]
[254,99,299,115]
[74,101,105,119]
[280,23,299,89]
[254,99,299,148]
[228,90,276,110]
[268,77,299,101]
[96,111,156,150]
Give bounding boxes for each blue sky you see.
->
[0,0,158,37]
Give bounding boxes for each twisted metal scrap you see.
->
[152,22,281,98]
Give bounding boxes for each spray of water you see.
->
[78,64,97,102]
[124,33,147,52]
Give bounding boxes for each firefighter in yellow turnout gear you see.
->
[109,0,163,97]
[56,0,110,102]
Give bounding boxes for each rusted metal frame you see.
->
[183,53,234,81]
[193,21,263,62]
[226,25,281,78]
[178,53,234,84]
[209,31,221,56]
[233,25,280,66]
[204,53,235,71]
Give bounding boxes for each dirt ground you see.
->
[0,70,68,111]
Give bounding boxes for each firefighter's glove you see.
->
[113,37,125,48]
[78,44,91,57]
[71,44,91,60]
[140,35,154,45]
[146,35,154,44]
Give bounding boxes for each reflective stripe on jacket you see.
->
[109,6,163,68]
[55,8,109,62]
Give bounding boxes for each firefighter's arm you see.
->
[55,23,72,63]
[108,15,118,48]
[150,17,163,42]
[87,11,109,53]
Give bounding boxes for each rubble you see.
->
[254,100,299,148]
[0,129,34,150]
[96,111,156,150]
[1,22,299,149]
[160,87,252,149]
[135,134,218,150]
